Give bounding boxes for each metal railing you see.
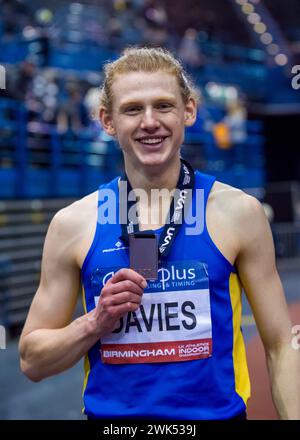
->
[0,198,74,336]
[0,98,123,199]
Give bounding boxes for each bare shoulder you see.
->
[209,180,262,214]
[52,191,98,229]
[205,180,269,262]
[47,191,98,267]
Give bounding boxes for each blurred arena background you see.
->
[0,0,300,420]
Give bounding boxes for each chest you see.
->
[78,180,238,271]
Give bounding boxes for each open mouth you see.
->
[135,137,167,147]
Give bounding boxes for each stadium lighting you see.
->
[260,33,273,45]
[254,22,267,34]
[241,3,254,14]
[275,54,288,66]
[267,44,280,55]
[247,13,261,24]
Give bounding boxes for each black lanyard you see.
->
[119,159,195,258]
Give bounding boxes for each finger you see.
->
[101,301,141,323]
[102,279,144,296]
[107,268,147,288]
[105,292,142,306]
[110,301,141,318]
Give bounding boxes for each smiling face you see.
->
[99,70,197,172]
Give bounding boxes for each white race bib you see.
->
[101,289,212,364]
[97,261,212,364]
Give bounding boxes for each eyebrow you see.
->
[118,96,177,111]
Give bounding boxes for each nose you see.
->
[140,107,160,131]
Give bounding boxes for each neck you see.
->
[124,157,181,195]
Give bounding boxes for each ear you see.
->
[184,98,197,127]
[99,106,116,137]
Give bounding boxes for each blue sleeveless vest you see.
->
[81,170,250,419]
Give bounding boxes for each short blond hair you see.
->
[100,47,199,112]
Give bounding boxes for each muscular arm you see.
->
[235,195,300,419]
[19,205,146,382]
[19,208,95,381]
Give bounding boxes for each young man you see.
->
[19,47,299,420]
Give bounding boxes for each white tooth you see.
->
[140,138,163,144]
